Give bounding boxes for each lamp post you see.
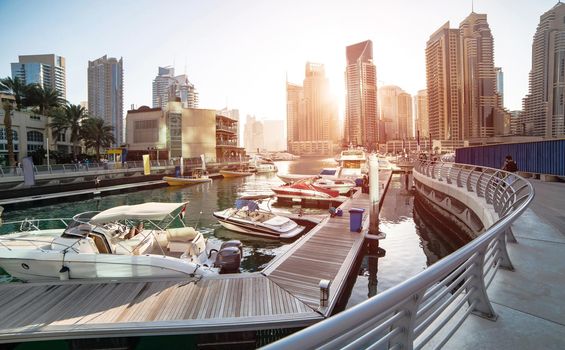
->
[46,137,50,171]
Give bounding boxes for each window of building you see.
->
[0,128,19,141]
[27,131,44,143]
[133,119,159,143]
[58,133,66,142]
[30,115,41,121]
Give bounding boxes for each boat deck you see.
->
[0,171,393,343]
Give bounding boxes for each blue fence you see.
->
[455,139,565,176]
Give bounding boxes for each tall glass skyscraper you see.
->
[87,55,124,146]
[11,54,66,99]
[345,40,378,149]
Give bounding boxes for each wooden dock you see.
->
[0,171,393,344]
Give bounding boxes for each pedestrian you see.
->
[502,155,518,185]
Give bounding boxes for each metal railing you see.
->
[264,160,534,350]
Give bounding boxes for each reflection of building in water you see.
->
[412,195,469,266]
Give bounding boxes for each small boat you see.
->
[278,168,338,184]
[272,180,340,199]
[214,199,305,239]
[220,169,254,178]
[163,168,212,186]
[0,202,243,282]
[313,178,356,194]
[250,163,278,174]
[336,148,368,179]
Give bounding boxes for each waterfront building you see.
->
[286,63,338,156]
[522,2,565,137]
[125,102,244,162]
[152,66,198,109]
[345,40,378,150]
[87,55,124,146]
[0,99,73,164]
[243,115,264,154]
[415,89,429,140]
[378,85,413,141]
[495,67,504,103]
[217,108,240,146]
[11,54,66,99]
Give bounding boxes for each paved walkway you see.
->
[445,180,565,349]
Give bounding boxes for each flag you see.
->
[180,205,186,220]
[143,154,151,175]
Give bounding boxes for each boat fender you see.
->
[59,266,70,281]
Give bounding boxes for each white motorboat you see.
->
[313,178,356,194]
[214,199,305,239]
[0,202,243,282]
[277,168,338,184]
[249,155,278,173]
[271,180,340,199]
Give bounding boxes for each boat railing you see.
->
[263,160,534,350]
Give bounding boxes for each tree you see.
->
[49,104,87,159]
[81,117,115,161]
[2,101,15,166]
[25,84,65,116]
[0,77,27,111]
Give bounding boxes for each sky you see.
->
[0,0,560,122]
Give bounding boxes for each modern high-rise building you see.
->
[87,55,124,146]
[345,40,378,149]
[285,63,338,155]
[152,66,198,109]
[426,22,463,141]
[11,54,66,99]
[286,82,303,149]
[459,12,508,138]
[378,85,412,141]
[243,115,264,153]
[414,89,429,140]
[262,120,286,151]
[522,2,565,137]
[495,67,504,100]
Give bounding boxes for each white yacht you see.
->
[0,203,242,282]
[336,148,368,179]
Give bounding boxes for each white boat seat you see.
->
[166,227,199,242]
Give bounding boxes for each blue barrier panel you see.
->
[455,139,565,176]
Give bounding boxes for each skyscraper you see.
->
[522,2,565,137]
[459,12,507,138]
[285,63,338,155]
[87,55,124,146]
[244,115,264,153]
[11,54,66,98]
[378,85,412,141]
[345,40,378,149]
[414,89,429,140]
[152,66,198,109]
[426,22,463,141]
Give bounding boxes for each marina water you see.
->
[1,157,467,308]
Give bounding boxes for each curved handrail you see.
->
[264,160,534,350]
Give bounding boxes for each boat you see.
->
[163,169,212,186]
[214,199,305,239]
[0,202,243,282]
[271,180,340,199]
[220,169,254,177]
[277,168,338,184]
[313,178,356,194]
[249,155,278,174]
[336,148,368,179]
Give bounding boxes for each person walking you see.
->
[502,155,518,185]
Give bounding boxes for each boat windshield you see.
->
[342,150,364,157]
[320,169,337,175]
[342,160,363,169]
[235,199,259,211]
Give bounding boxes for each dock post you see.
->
[369,154,380,235]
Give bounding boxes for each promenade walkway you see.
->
[444,180,565,349]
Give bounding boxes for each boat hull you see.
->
[163,176,212,186]
[213,212,305,239]
[220,170,253,178]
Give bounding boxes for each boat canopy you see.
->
[235,199,259,211]
[90,202,187,224]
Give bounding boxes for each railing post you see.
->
[468,248,497,320]
[495,232,514,271]
[456,166,463,187]
[389,293,421,350]
[466,169,475,192]
[505,227,517,243]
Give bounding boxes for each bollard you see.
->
[59,266,70,280]
[319,279,331,307]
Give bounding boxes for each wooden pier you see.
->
[0,171,393,344]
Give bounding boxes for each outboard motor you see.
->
[215,240,242,273]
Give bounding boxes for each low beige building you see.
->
[125,101,244,162]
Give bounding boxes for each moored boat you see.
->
[163,176,212,186]
[313,178,356,194]
[220,169,254,177]
[0,202,243,282]
[271,180,340,199]
[214,199,305,239]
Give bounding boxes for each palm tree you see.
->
[49,104,88,159]
[0,77,27,111]
[2,101,15,166]
[25,84,65,115]
[81,117,115,161]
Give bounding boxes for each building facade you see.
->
[87,55,124,146]
[522,2,565,137]
[286,82,303,151]
[345,40,378,150]
[262,120,285,151]
[243,115,264,154]
[415,89,429,140]
[125,103,244,162]
[11,54,66,99]
[217,108,240,146]
[152,66,198,109]
[378,85,412,141]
